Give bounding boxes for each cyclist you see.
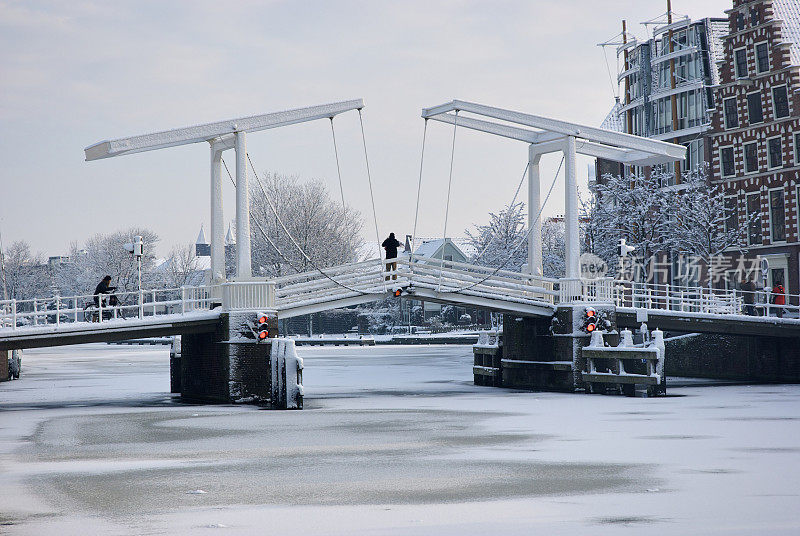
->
[94,275,117,307]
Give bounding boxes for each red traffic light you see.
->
[258,315,269,324]
[258,330,268,340]
[586,323,595,332]
[586,308,596,317]
[393,289,402,297]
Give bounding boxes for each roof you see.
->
[196,225,207,245]
[772,0,800,66]
[707,18,729,84]
[357,237,476,261]
[412,238,468,261]
[225,223,235,246]
[600,99,624,132]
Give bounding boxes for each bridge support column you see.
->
[499,304,618,391]
[179,311,278,403]
[527,146,542,277]
[563,136,579,280]
[210,144,226,283]
[234,131,252,279]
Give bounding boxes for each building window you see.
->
[735,48,748,78]
[755,42,770,74]
[682,139,704,172]
[737,12,745,31]
[772,85,789,119]
[770,189,786,242]
[724,196,738,234]
[768,136,783,169]
[747,193,762,245]
[745,142,759,173]
[751,6,761,26]
[723,97,739,128]
[795,133,800,165]
[747,92,763,124]
[720,146,735,177]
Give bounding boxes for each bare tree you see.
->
[0,241,49,300]
[55,228,160,296]
[250,172,364,277]
[161,243,200,288]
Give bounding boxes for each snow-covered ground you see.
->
[0,344,799,535]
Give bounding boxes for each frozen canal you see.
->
[0,343,799,535]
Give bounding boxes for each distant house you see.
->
[411,238,469,264]
[402,237,483,324]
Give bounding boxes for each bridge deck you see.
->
[4,258,800,350]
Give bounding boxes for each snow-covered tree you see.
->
[587,166,752,285]
[587,170,673,279]
[541,219,566,278]
[466,201,528,271]
[665,171,753,287]
[159,243,200,288]
[249,172,364,277]
[55,228,159,296]
[0,241,49,300]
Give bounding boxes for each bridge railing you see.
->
[606,280,743,315]
[220,281,275,310]
[0,285,214,331]
[273,259,394,310]
[401,257,557,305]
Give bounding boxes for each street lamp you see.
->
[124,235,144,292]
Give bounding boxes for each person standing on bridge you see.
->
[93,275,117,308]
[382,233,402,281]
[740,277,757,316]
[771,281,786,318]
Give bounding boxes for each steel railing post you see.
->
[138,290,144,319]
[152,290,157,316]
[32,299,38,326]
[181,287,186,314]
[11,299,16,330]
[56,297,60,327]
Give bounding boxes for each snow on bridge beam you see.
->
[84,99,364,161]
[428,113,665,164]
[422,99,686,164]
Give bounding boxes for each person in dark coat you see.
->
[94,275,117,307]
[382,233,402,281]
[740,277,756,316]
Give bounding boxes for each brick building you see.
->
[709,0,800,295]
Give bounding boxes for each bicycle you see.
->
[83,293,125,322]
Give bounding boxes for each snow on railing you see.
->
[221,281,275,310]
[4,262,797,333]
[0,285,215,331]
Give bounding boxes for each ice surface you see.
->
[0,343,798,535]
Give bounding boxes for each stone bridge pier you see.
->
[176,311,278,404]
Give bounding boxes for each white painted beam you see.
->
[234,131,252,279]
[528,146,542,277]
[85,99,364,161]
[433,112,672,165]
[423,100,686,163]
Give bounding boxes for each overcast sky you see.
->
[0,0,731,258]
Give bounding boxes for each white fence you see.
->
[3,258,794,333]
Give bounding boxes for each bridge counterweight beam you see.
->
[528,145,543,277]
[210,145,226,283]
[235,131,252,279]
[564,136,579,280]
